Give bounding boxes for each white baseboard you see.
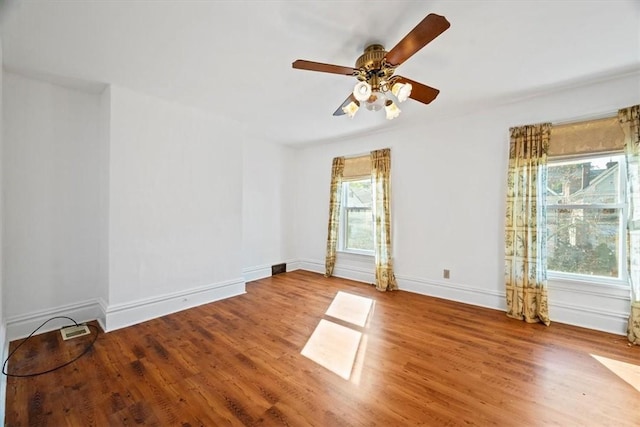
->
[6,299,102,341]
[396,274,507,311]
[297,258,504,309]
[101,277,246,332]
[297,258,504,308]
[243,264,272,282]
[547,279,630,335]
[400,275,629,335]
[549,301,629,335]
[299,258,375,284]
[334,265,375,284]
[96,298,108,332]
[286,260,301,272]
[5,278,247,338]
[297,258,323,274]
[244,259,305,283]
[290,258,629,336]
[284,258,303,273]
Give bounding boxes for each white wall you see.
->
[104,86,245,330]
[242,136,295,281]
[0,75,247,335]
[0,40,7,423]
[293,72,640,335]
[97,86,110,305]
[2,72,104,337]
[0,65,635,352]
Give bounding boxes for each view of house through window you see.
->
[546,153,626,279]
[341,178,374,252]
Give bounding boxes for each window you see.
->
[546,153,626,281]
[340,178,374,253]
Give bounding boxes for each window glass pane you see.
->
[547,207,620,278]
[341,179,374,252]
[547,155,623,204]
[345,180,372,208]
[345,209,373,250]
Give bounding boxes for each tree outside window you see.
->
[546,154,625,279]
[341,179,374,252]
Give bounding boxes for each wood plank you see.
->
[5,270,640,425]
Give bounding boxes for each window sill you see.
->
[337,249,374,258]
[548,272,629,290]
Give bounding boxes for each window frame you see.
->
[338,177,374,256]
[545,152,628,287]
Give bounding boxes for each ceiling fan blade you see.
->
[333,94,357,116]
[385,14,450,66]
[394,76,440,104]
[292,60,358,76]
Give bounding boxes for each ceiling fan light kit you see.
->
[365,90,387,112]
[292,13,450,120]
[343,100,360,118]
[384,100,401,120]
[353,81,372,102]
[391,82,412,103]
[384,100,402,120]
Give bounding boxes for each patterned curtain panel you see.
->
[325,157,345,277]
[371,149,398,291]
[504,124,551,325]
[619,105,640,345]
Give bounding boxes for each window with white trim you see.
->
[339,178,374,254]
[546,153,627,281]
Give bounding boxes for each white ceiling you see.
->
[1,1,639,145]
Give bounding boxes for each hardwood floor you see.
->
[5,270,640,426]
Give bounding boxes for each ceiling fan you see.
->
[292,13,450,120]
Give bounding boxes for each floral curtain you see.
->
[619,105,640,345]
[325,157,345,277]
[504,124,551,325]
[371,149,398,291]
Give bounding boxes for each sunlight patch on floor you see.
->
[591,354,640,392]
[350,333,368,386]
[301,319,362,380]
[325,291,374,327]
[301,291,374,381]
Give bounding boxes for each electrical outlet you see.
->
[443,269,450,279]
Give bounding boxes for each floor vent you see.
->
[272,263,286,275]
[60,324,91,340]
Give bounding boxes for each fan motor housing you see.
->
[355,44,396,83]
[355,44,387,70]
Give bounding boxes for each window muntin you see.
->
[546,154,626,280]
[340,178,374,253]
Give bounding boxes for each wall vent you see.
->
[271,263,286,275]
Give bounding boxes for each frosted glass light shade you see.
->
[353,81,372,102]
[365,91,386,111]
[384,101,400,120]
[391,82,412,102]
[342,101,360,118]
